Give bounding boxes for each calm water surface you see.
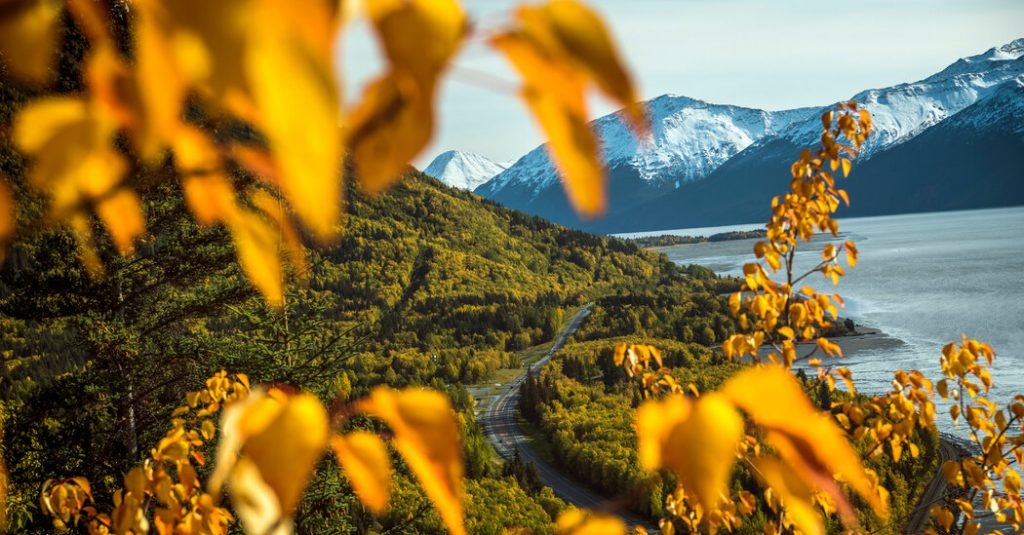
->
[633,206,1024,430]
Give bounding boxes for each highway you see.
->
[904,437,963,534]
[480,303,655,530]
[480,303,974,534]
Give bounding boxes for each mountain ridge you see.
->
[463,38,1024,233]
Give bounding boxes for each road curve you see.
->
[481,304,654,530]
[903,436,964,534]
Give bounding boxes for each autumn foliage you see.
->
[2,1,1023,535]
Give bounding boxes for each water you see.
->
[641,206,1024,431]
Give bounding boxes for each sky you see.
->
[335,0,1024,168]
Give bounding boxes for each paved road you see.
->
[904,437,963,533]
[481,304,655,530]
[481,304,979,534]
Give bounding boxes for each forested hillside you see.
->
[520,337,939,532]
[1,164,738,533]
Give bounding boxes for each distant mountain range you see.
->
[424,38,1024,234]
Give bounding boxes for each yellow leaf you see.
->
[491,31,604,217]
[227,209,283,306]
[0,0,62,85]
[360,387,465,535]
[331,432,392,514]
[12,96,88,154]
[932,506,954,531]
[157,0,252,100]
[201,419,217,441]
[554,508,627,535]
[665,393,742,511]
[841,158,851,178]
[635,395,691,471]
[133,1,186,159]
[244,392,328,515]
[228,457,290,535]
[212,388,329,533]
[349,0,467,193]
[95,189,145,255]
[68,213,104,277]
[13,96,127,225]
[722,366,888,524]
[346,74,431,192]
[247,26,342,240]
[251,191,309,279]
[754,457,823,535]
[520,0,647,136]
[182,175,237,226]
[124,467,146,499]
[1004,469,1021,496]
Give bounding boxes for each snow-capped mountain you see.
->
[587,39,1024,233]
[774,38,1024,159]
[423,150,509,191]
[475,96,816,227]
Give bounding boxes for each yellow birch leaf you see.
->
[635,395,691,471]
[243,392,328,516]
[349,0,467,193]
[346,74,431,193]
[95,189,145,255]
[491,31,604,217]
[159,0,251,99]
[753,458,823,535]
[12,97,88,153]
[331,432,392,514]
[0,0,62,85]
[246,33,342,240]
[124,467,146,499]
[662,393,743,511]
[554,508,626,535]
[360,387,465,535]
[251,190,309,279]
[1004,469,1021,496]
[211,388,327,533]
[364,0,466,87]
[133,2,186,159]
[14,95,127,230]
[226,209,283,306]
[68,213,103,277]
[228,457,289,535]
[201,419,217,441]
[520,0,647,136]
[182,175,237,226]
[722,366,887,521]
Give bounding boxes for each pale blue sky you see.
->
[335,0,1024,167]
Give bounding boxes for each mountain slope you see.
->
[588,39,1024,233]
[423,150,509,190]
[475,95,815,227]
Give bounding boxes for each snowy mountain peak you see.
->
[423,150,509,191]
[926,38,1024,81]
[477,95,816,199]
[775,38,1024,157]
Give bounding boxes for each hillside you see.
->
[1,167,738,534]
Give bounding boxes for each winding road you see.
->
[480,304,654,530]
[904,437,963,533]
[480,302,968,534]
